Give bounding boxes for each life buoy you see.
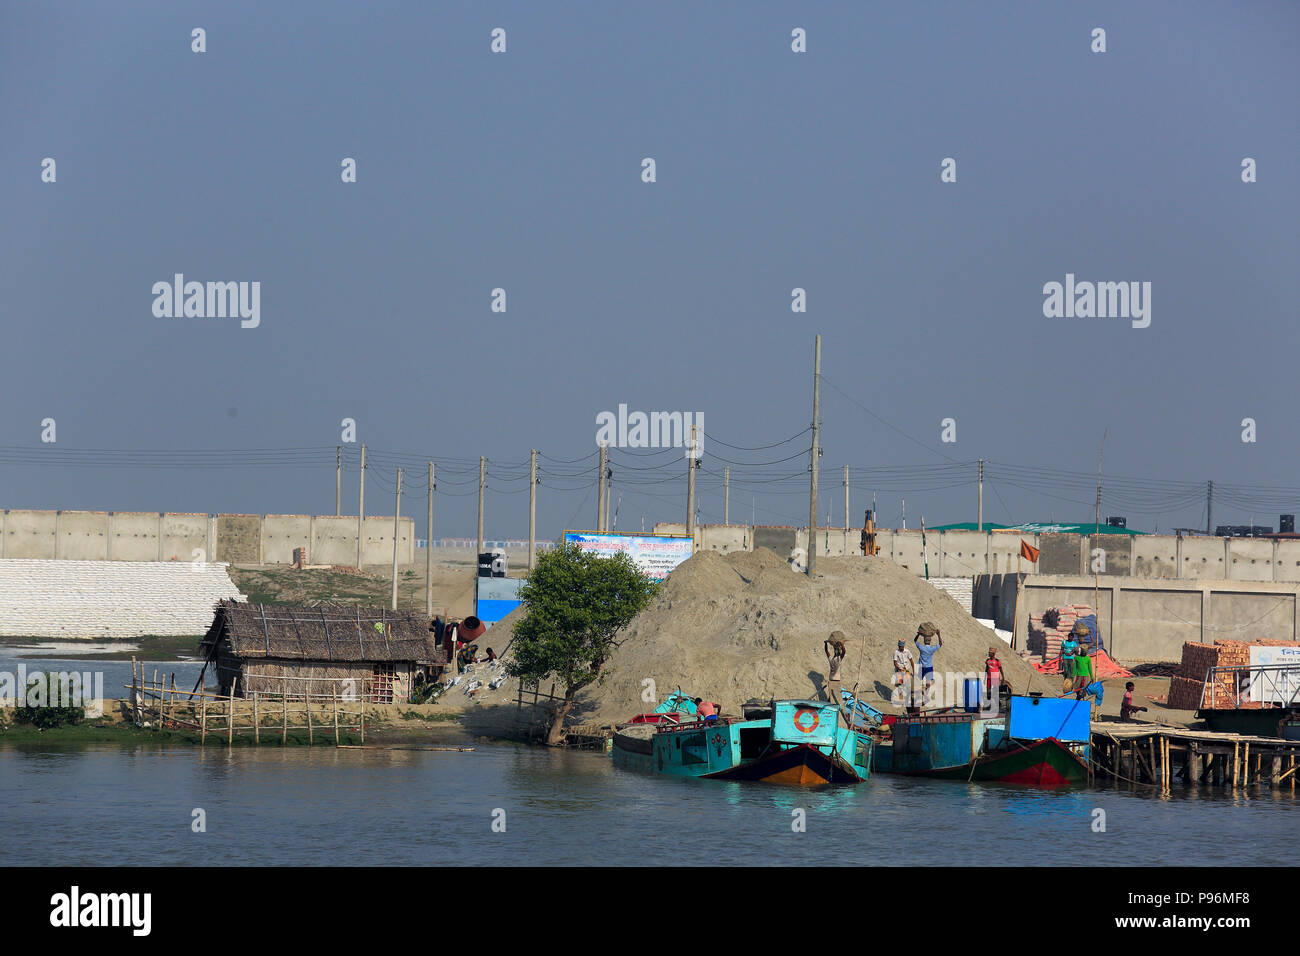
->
[793,708,820,733]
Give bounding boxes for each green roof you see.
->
[926,521,1147,536]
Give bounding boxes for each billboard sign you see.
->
[561,531,693,582]
[1249,644,1300,705]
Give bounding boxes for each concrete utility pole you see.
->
[605,466,612,532]
[686,423,697,537]
[724,466,730,525]
[1207,480,1214,535]
[977,459,984,532]
[336,446,342,516]
[528,449,537,571]
[596,443,606,532]
[475,456,485,617]
[391,468,402,610]
[357,444,366,568]
[843,465,849,532]
[807,334,821,576]
[426,462,434,616]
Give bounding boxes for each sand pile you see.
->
[461,548,1039,737]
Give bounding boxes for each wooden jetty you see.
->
[1090,722,1300,793]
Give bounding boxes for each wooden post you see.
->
[200,694,207,745]
[1271,755,1281,788]
[307,690,313,745]
[1243,742,1250,789]
[253,692,260,744]
[359,699,365,744]
[227,679,235,746]
[1232,743,1239,789]
[333,685,341,746]
[282,685,288,745]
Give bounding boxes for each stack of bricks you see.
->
[1026,604,1095,663]
[1167,639,1300,710]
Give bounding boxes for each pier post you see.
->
[1271,755,1281,788]
[253,693,260,745]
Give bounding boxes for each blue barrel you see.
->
[963,678,982,712]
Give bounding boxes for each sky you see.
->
[2,0,1297,540]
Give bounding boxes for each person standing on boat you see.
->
[984,646,1003,706]
[914,622,942,705]
[824,632,847,704]
[893,640,914,707]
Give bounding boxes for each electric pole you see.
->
[426,462,434,616]
[977,459,984,532]
[528,449,537,571]
[724,466,730,525]
[391,468,402,610]
[686,423,697,537]
[475,456,485,617]
[843,465,849,532]
[357,444,366,569]
[597,443,606,532]
[336,446,342,516]
[807,334,821,576]
[1207,480,1214,535]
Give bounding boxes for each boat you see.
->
[614,698,874,786]
[1194,660,1300,738]
[872,694,1091,788]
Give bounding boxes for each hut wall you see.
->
[232,659,417,703]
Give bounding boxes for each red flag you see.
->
[1020,540,1040,562]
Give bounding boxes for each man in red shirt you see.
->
[985,646,1003,707]
[1121,682,1148,722]
[694,698,719,723]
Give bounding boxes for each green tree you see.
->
[506,544,659,745]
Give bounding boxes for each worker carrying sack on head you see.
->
[914,622,942,705]
[824,631,847,704]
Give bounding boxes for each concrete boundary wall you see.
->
[1,510,414,566]
[973,572,1300,663]
[651,523,1300,585]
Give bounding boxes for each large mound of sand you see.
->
[460,548,1039,737]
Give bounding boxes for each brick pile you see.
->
[1167,638,1300,710]
[1026,604,1095,663]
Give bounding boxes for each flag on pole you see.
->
[1019,540,1040,563]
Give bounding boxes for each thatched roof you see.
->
[201,600,443,663]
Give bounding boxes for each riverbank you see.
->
[0,699,470,747]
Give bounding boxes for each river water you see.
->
[2,734,1294,866]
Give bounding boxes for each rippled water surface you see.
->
[2,736,1293,866]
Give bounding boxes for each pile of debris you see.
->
[1167,639,1300,710]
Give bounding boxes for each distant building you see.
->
[1215,525,1273,538]
[200,600,444,704]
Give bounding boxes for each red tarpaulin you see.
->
[1031,648,1132,680]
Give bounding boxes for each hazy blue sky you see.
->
[2,1,1297,538]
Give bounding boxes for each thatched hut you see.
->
[200,600,444,704]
